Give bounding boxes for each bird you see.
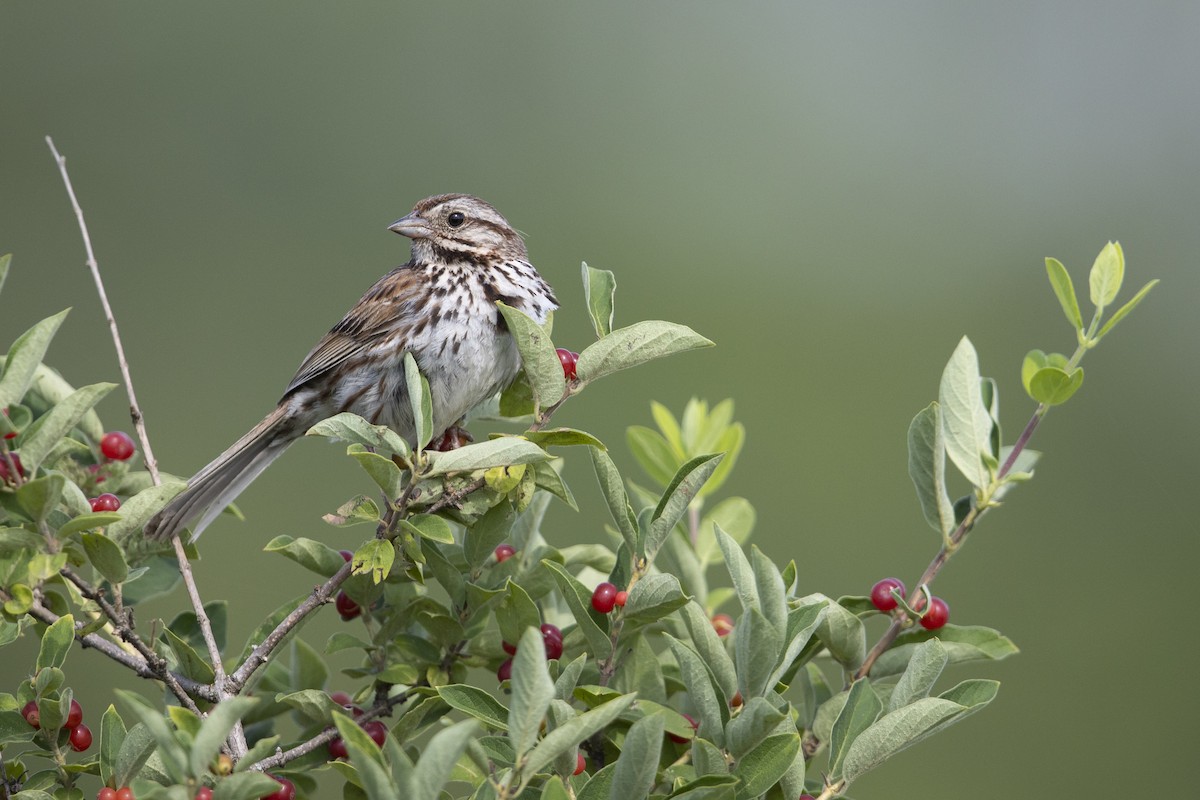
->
[145,194,558,541]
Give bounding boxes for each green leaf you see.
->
[508,626,556,761]
[766,599,827,689]
[716,523,758,614]
[815,599,866,671]
[322,495,380,527]
[16,474,66,523]
[907,403,955,536]
[3,583,33,615]
[82,532,129,584]
[620,572,688,629]
[1044,257,1083,330]
[1096,278,1159,340]
[0,254,9,297]
[347,445,404,497]
[352,539,395,584]
[112,721,156,789]
[399,513,454,544]
[106,482,187,539]
[730,733,800,799]
[611,714,664,800]
[626,425,679,487]
[290,636,327,692]
[20,382,116,472]
[0,709,37,747]
[404,352,433,450]
[750,546,787,636]
[190,697,257,778]
[870,625,1018,677]
[496,580,541,649]
[828,679,882,780]
[263,535,346,578]
[464,501,515,570]
[213,772,289,800]
[575,321,713,384]
[645,453,723,560]
[887,638,947,712]
[522,427,606,449]
[437,685,509,730]
[589,447,638,553]
[412,719,480,798]
[699,422,744,499]
[522,693,637,777]
[679,601,738,699]
[1088,240,1124,308]
[725,696,786,759]
[543,560,613,661]
[734,608,782,699]
[496,302,566,413]
[1028,366,1084,406]
[841,680,998,783]
[0,309,70,410]
[938,337,991,489]
[664,636,726,747]
[98,704,126,788]
[276,688,337,724]
[306,412,410,458]
[581,262,616,338]
[37,614,75,671]
[424,436,552,476]
[58,511,122,537]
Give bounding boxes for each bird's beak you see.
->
[388,212,433,239]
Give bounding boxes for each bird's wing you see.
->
[282,266,418,396]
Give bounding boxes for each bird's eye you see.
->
[447,211,466,228]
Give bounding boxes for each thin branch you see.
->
[45,137,242,754]
[59,566,202,714]
[6,587,216,701]
[226,561,354,691]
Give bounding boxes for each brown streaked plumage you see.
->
[145,194,557,541]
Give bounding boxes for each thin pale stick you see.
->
[44,137,245,756]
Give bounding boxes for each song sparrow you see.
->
[146,194,557,541]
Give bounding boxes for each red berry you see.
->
[919,597,950,630]
[362,720,387,747]
[540,623,563,660]
[329,690,353,706]
[556,348,579,381]
[115,788,135,800]
[100,431,136,461]
[90,493,122,512]
[497,657,513,682]
[339,549,353,562]
[573,752,586,775]
[195,788,214,800]
[98,789,118,800]
[711,613,735,637]
[591,582,618,613]
[327,736,348,759]
[668,713,699,743]
[799,795,817,800]
[21,700,40,729]
[870,578,907,612]
[502,640,517,655]
[731,691,743,708]
[335,591,361,621]
[614,590,628,607]
[494,543,515,563]
[69,723,93,751]
[64,698,83,729]
[0,453,24,483]
[262,776,295,800]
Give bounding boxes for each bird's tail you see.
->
[146,406,296,541]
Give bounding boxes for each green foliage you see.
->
[0,247,1157,799]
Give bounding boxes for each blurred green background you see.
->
[3,2,1197,797]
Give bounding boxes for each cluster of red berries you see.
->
[497,623,564,681]
[869,577,950,630]
[96,789,135,800]
[556,348,580,381]
[21,697,92,752]
[325,691,387,759]
[86,431,137,489]
[590,582,627,614]
[0,452,24,483]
